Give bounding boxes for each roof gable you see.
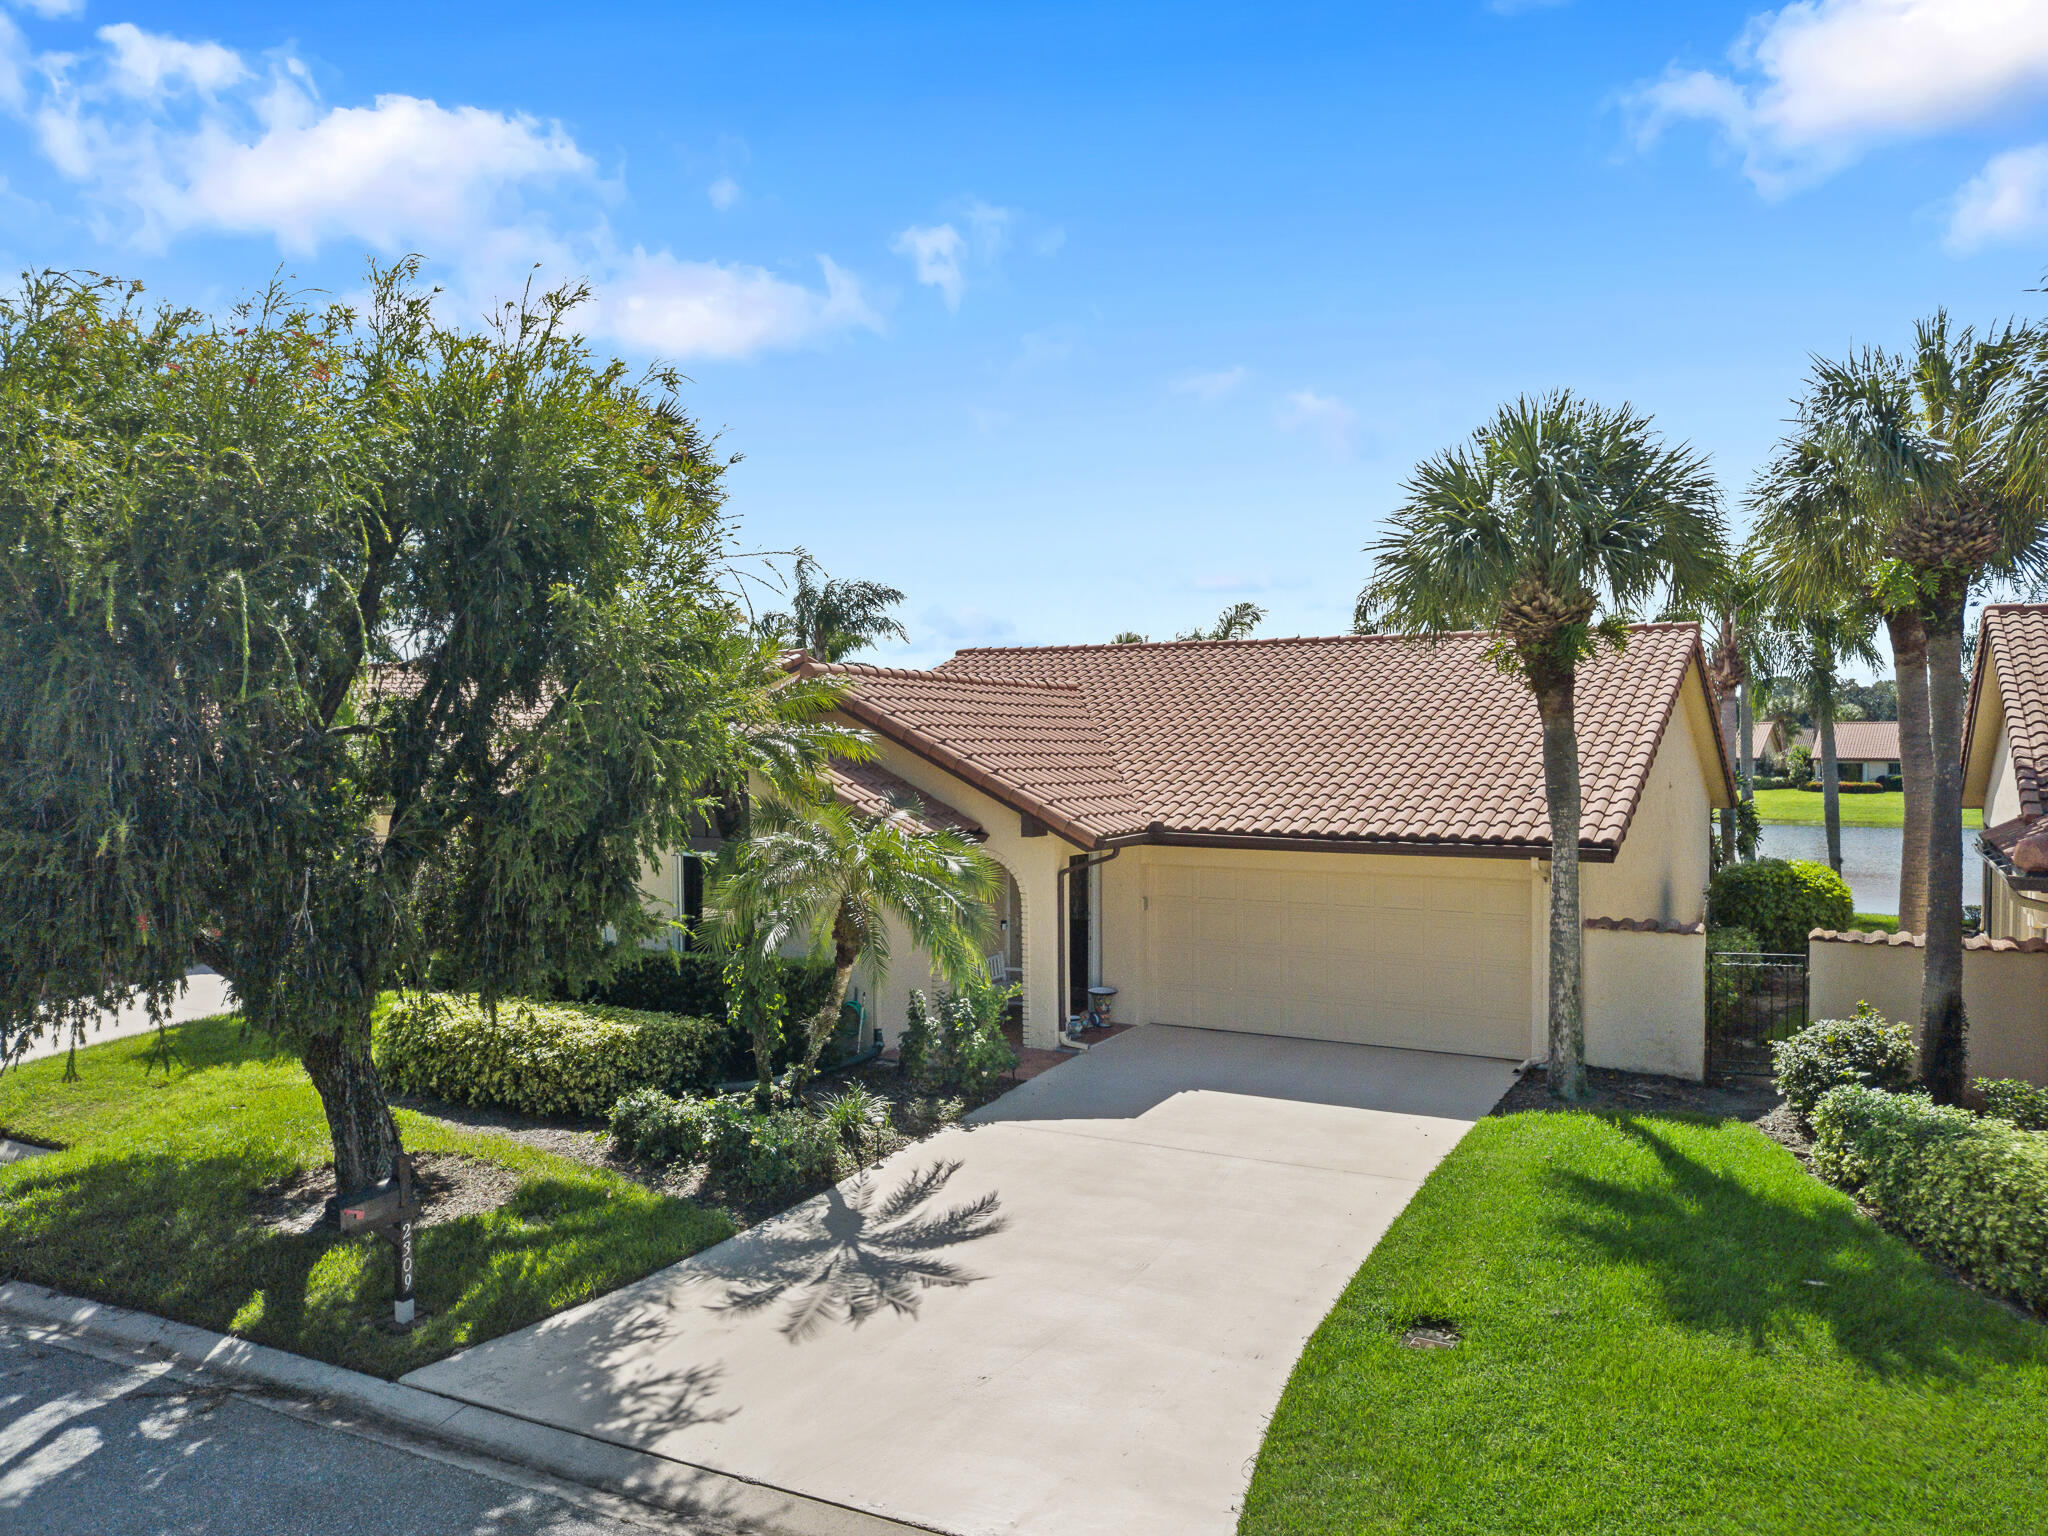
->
[1966,605,2048,820]
[806,623,1721,855]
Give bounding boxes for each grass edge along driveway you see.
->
[1239,1111,2046,1536]
[0,1014,733,1379]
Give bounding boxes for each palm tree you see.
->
[1760,608,1880,877]
[1175,601,1267,641]
[1803,314,2048,1103]
[1361,393,1725,1100]
[765,549,909,662]
[708,794,998,1098]
[1749,405,1937,930]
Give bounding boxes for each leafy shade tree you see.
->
[1804,314,2048,1102]
[1749,401,1937,929]
[1362,393,1725,1100]
[765,548,908,661]
[707,796,998,1098]
[1175,601,1267,641]
[0,267,841,1191]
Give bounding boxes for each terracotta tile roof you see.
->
[794,663,1148,846]
[1793,720,1900,763]
[360,663,554,732]
[796,623,1719,855]
[1969,604,2048,821]
[1583,916,1706,934]
[824,758,984,839]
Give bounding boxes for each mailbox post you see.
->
[337,1153,423,1328]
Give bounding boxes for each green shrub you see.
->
[605,1087,846,1201]
[1978,1078,2048,1131]
[901,975,1017,1103]
[375,993,726,1118]
[1797,779,1885,795]
[1786,744,1813,785]
[1705,926,1762,1030]
[819,1082,891,1157]
[609,1086,711,1163]
[1752,773,1793,790]
[1811,1085,2048,1309]
[1706,857,1854,953]
[1771,1005,1918,1122]
[556,951,842,1077]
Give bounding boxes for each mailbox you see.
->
[335,1153,422,1327]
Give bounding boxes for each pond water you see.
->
[1755,822,1979,917]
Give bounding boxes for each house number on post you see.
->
[337,1153,423,1328]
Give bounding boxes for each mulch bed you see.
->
[249,1152,521,1236]
[1492,1064,1780,1123]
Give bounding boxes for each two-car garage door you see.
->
[1143,855,1532,1059]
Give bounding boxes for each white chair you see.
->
[986,952,1012,987]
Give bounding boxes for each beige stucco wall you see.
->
[1808,937,2048,1087]
[1582,927,1707,1080]
[1581,668,1715,929]
[1986,868,2048,943]
[822,723,1077,1052]
[1983,722,2022,826]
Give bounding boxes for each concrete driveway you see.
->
[405,1026,1517,1536]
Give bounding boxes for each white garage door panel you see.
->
[1146,861,1530,1058]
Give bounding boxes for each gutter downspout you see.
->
[1056,847,1121,1043]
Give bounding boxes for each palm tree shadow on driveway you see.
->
[692,1160,1007,1342]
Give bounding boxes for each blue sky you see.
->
[5,2,2048,668]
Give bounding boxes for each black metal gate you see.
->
[1707,952,1808,1077]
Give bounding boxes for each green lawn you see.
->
[1751,786,1983,830]
[1240,1112,2047,1536]
[0,1014,733,1378]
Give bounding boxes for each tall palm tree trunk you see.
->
[1737,681,1754,801]
[1717,683,1740,863]
[1887,609,1933,934]
[1818,715,1843,875]
[1920,610,1969,1103]
[1536,669,1586,1102]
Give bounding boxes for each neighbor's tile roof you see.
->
[1971,604,2048,822]
[824,758,984,840]
[795,624,1716,855]
[1793,720,1900,763]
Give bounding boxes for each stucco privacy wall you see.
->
[1809,935,2048,1087]
[1582,927,1707,1079]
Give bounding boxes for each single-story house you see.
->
[1749,718,1789,773]
[647,624,1733,1080]
[1965,603,2048,942]
[1795,720,1900,781]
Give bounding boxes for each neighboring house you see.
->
[719,624,1732,1080]
[1794,720,1901,781]
[1964,604,2048,942]
[1749,718,1789,773]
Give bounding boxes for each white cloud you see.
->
[892,221,966,308]
[964,198,1010,258]
[98,23,247,100]
[1629,0,2048,195]
[1947,143,2048,252]
[707,175,739,211]
[591,250,879,360]
[1275,389,1358,454]
[1,18,881,361]
[1171,366,1248,401]
[15,0,84,16]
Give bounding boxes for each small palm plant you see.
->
[709,792,999,1099]
[819,1082,892,1160]
[1361,393,1725,1100]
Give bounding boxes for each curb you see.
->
[0,1281,931,1536]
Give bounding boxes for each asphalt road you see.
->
[0,1326,685,1536]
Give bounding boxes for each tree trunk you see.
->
[1888,609,1933,935]
[1536,672,1586,1102]
[1737,682,1754,802]
[1819,713,1843,876]
[302,1023,402,1195]
[1920,611,1969,1104]
[792,904,859,1097]
[1717,683,1740,863]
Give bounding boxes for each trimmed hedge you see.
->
[608,1087,842,1201]
[1811,1085,2048,1309]
[1978,1078,2048,1132]
[563,949,838,1040]
[1706,857,1854,953]
[1771,1005,1917,1122]
[1795,780,1887,795]
[375,994,727,1118]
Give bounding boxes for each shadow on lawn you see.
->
[1551,1115,2021,1382]
[0,1148,722,1379]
